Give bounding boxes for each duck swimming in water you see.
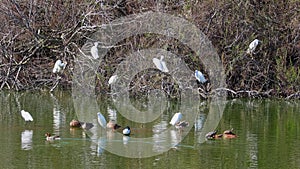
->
[222,128,237,138]
[45,133,61,141]
[69,119,81,127]
[205,129,237,140]
[205,130,222,140]
[69,119,94,130]
[107,120,121,130]
[122,126,131,136]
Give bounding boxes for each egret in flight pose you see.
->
[246,39,261,54]
[91,42,99,59]
[52,60,67,73]
[21,110,33,122]
[122,126,131,136]
[153,55,169,73]
[195,70,207,83]
[97,112,107,129]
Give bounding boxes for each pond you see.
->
[0,90,299,168]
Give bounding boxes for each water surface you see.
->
[0,91,299,168]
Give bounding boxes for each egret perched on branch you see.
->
[122,126,131,136]
[52,60,67,73]
[97,112,107,129]
[20,110,33,122]
[108,75,118,85]
[153,55,169,72]
[195,70,207,83]
[246,39,261,54]
[169,112,182,126]
[91,42,99,59]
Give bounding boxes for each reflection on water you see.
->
[0,91,300,168]
[21,130,33,150]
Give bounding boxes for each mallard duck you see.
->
[69,119,81,127]
[45,133,60,141]
[223,129,237,138]
[107,120,121,130]
[175,121,189,129]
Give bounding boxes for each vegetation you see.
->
[0,0,299,99]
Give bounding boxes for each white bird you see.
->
[122,126,131,136]
[108,75,118,85]
[169,112,182,126]
[52,60,67,73]
[153,55,169,72]
[195,70,207,83]
[97,112,107,129]
[20,110,33,122]
[247,39,261,54]
[91,42,99,59]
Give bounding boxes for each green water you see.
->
[0,90,299,169]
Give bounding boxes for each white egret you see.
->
[195,70,207,83]
[122,126,131,136]
[247,39,261,54]
[45,133,61,141]
[52,59,67,73]
[20,110,33,122]
[169,112,182,126]
[97,112,107,129]
[153,55,169,72]
[91,42,99,59]
[108,75,118,85]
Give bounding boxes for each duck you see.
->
[122,126,131,136]
[107,120,121,130]
[222,129,237,138]
[69,119,81,128]
[175,121,189,129]
[69,119,94,130]
[45,133,61,141]
[205,131,222,140]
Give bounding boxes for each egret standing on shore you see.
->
[195,70,207,83]
[91,42,99,59]
[246,39,261,54]
[153,55,169,73]
[21,110,33,122]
